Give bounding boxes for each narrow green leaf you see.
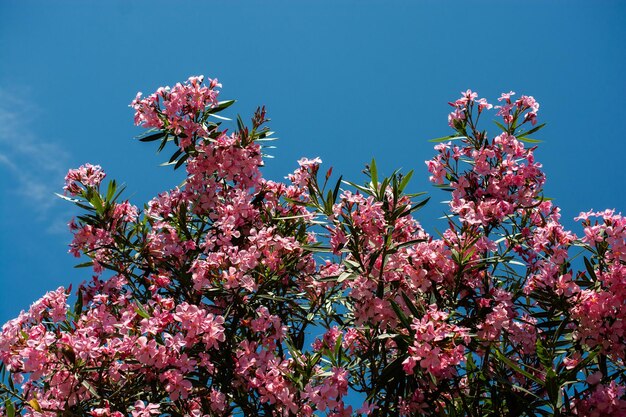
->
[90,194,104,214]
[337,271,354,283]
[138,131,166,142]
[493,349,542,385]
[168,148,183,164]
[518,122,546,138]
[404,197,430,216]
[370,158,378,190]
[398,170,414,193]
[332,175,343,202]
[174,153,189,170]
[394,238,427,250]
[536,338,553,370]
[208,99,236,114]
[494,120,508,132]
[302,244,332,253]
[209,113,232,121]
[517,137,542,144]
[156,135,169,153]
[389,299,412,331]
[74,287,83,316]
[343,259,361,270]
[105,180,117,203]
[5,400,15,417]
[134,302,150,319]
[400,292,421,318]
[584,257,597,281]
[428,135,466,143]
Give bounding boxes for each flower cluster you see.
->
[1,81,625,417]
[131,75,221,148]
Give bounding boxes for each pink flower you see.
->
[131,401,160,417]
[64,164,106,195]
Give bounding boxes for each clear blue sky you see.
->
[1,1,625,324]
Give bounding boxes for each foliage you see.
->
[1,78,625,417]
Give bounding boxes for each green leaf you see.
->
[337,271,353,283]
[89,194,105,215]
[389,299,412,331]
[343,259,361,270]
[332,175,343,202]
[394,238,427,250]
[517,137,542,144]
[584,257,597,281]
[236,115,245,133]
[156,135,169,153]
[342,180,372,196]
[302,244,332,253]
[545,368,560,407]
[428,135,466,143]
[174,153,189,170]
[134,302,150,319]
[207,99,236,114]
[105,180,117,203]
[138,130,166,142]
[400,292,421,317]
[493,349,542,385]
[536,338,553,370]
[398,170,414,193]
[168,148,184,164]
[369,158,378,190]
[5,399,15,417]
[81,380,101,398]
[518,122,546,138]
[55,192,80,203]
[74,287,83,316]
[494,120,508,132]
[400,197,430,217]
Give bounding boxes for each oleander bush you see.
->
[1,77,625,417]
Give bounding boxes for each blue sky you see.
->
[1,1,625,324]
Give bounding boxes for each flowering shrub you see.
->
[1,78,625,416]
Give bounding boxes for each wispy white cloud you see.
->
[0,87,70,232]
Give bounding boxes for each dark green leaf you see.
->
[332,175,343,202]
[584,257,597,281]
[174,153,189,170]
[493,349,542,385]
[74,287,83,316]
[207,100,236,114]
[389,299,412,331]
[138,131,166,142]
[518,122,546,138]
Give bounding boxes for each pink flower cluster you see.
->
[427,135,544,227]
[2,81,625,416]
[495,91,540,126]
[402,306,470,378]
[64,163,106,195]
[131,75,221,148]
[573,382,626,416]
[1,77,324,417]
[570,210,626,360]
